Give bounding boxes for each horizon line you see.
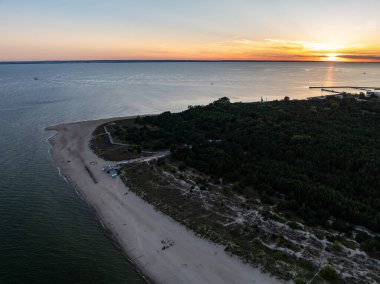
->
[1,59,380,65]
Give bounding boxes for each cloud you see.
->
[337,54,380,61]
[265,39,304,49]
[265,39,347,51]
[188,37,380,61]
[214,38,255,46]
[231,39,254,45]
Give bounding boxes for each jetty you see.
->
[320,89,342,94]
[308,86,380,100]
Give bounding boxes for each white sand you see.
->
[47,117,280,284]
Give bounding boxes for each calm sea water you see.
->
[0,62,379,283]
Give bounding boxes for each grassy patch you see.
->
[121,162,317,281]
[90,122,150,161]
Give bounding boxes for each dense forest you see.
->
[114,97,380,238]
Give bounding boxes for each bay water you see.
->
[0,62,379,283]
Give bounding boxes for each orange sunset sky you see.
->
[1,0,380,62]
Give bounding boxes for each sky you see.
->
[1,0,380,62]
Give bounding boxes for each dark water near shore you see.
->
[0,62,379,283]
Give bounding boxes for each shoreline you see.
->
[46,116,151,283]
[46,116,280,284]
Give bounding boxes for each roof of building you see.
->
[109,169,118,177]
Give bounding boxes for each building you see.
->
[102,165,119,178]
[366,91,380,98]
[108,169,118,178]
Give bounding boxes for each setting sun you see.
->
[326,53,339,61]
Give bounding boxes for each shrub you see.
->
[332,240,343,252]
[295,278,306,284]
[319,265,339,282]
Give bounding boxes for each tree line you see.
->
[115,97,380,238]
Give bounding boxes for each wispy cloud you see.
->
[214,38,255,46]
[261,39,380,62]
[230,39,254,45]
[338,54,380,61]
[265,39,348,51]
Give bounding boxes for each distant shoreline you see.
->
[2,59,380,65]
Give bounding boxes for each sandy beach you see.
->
[46,117,280,284]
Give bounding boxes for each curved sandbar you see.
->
[46,117,280,284]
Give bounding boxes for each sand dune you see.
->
[46,117,280,284]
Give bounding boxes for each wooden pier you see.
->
[321,89,342,94]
